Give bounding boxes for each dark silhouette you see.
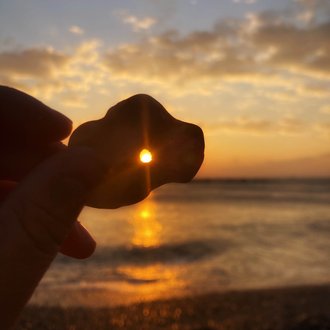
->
[0,86,204,328]
[0,86,106,328]
[70,94,204,208]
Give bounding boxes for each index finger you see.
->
[0,86,72,147]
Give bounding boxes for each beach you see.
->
[18,284,330,329]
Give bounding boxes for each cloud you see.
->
[320,105,330,114]
[60,91,88,108]
[278,116,307,134]
[295,0,330,21]
[103,8,330,91]
[1,3,329,115]
[205,116,307,135]
[2,3,328,103]
[0,39,104,105]
[116,10,156,32]
[208,117,274,134]
[297,81,330,98]
[315,121,330,136]
[69,25,84,35]
[0,47,68,78]
[251,19,330,76]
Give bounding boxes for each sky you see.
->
[0,0,329,178]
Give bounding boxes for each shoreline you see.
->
[18,283,330,329]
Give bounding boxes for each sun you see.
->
[139,149,153,163]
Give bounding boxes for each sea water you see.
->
[31,179,330,307]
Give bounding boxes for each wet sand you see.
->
[17,284,330,330]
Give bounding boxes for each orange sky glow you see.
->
[0,0,329,178]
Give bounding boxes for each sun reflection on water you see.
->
[131,200,162,248]
[111,199,187,303]
[116,264,186,302]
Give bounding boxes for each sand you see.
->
[17,284,330,330]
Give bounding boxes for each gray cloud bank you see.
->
[103,6,330,83]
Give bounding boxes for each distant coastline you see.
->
[193,177,330,184]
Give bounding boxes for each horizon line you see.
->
[193,176,330,182]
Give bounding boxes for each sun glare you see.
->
[139,149,153,163]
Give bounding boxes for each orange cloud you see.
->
[0,40,104,104]
[0,47,68,78]
[205,116,307,135]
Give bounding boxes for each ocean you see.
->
[30,179,330,307]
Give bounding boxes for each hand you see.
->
[0,86,106,329]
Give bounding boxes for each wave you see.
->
[56,240,227,266]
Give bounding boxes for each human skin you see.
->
[0,86,107,329]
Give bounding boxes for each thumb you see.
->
[0,148,106,329]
